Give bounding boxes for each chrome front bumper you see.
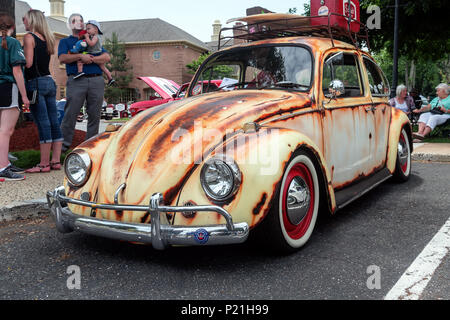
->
[46,186,249,250]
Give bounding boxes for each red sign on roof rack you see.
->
[311,0,360,33]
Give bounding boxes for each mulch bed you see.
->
[10,121,85,152]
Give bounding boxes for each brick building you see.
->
[14,0,209,101]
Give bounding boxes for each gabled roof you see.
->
[15,0,69,35]
[46,17,70,35]
[99,18,208,51]
[15,0,208,51]
[15,0,31,33]
[204,40,234,52]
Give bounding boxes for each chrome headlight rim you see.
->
[200,155,241,202]
[64,150,92,187]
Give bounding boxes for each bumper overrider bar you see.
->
[46,186,249,250]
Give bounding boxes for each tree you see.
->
[103,32,134,103]
[288,3,310,16]
[186,53,209,75]
[302,3,311,16]
[360,0,449,96]
[372,48,445,97]
[360,0,450,61]
[186,53,234,79]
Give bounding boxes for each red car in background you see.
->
[129,77,222,117]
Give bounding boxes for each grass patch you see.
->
[413,124,450,142]
[106,118,130,123]
[422,137,450,143]
[10,150,71,169]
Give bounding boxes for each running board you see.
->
[335,168,392,210]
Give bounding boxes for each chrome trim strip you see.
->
[114,183,126,205]
[259,108,319,125]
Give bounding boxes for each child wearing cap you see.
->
[74,20,115,86]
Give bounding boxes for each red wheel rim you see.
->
[281,162,315,240]
[399,132,409,174]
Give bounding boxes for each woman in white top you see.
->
[389,84,415,116]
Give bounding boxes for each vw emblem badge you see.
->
[193,229,209,244]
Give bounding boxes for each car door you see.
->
[361,56,391,169]
[320,50,374,190]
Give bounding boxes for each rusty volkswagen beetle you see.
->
[47,14,412,252]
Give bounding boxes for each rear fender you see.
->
[386,108,413,174]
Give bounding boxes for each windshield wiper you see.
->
[259,81,310,90]
[215,81,255,91]
[272,81,309,89]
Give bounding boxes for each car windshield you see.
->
[191,45,312,95]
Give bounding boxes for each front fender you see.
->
[175,127,335,228]
[386,108,413,174]
[63,131,116,216]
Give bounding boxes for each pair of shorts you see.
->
[418,112,450,130]
[0,82,20,111]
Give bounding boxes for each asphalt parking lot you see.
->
[0,162,448,301]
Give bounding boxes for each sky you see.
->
[24,0,308,42]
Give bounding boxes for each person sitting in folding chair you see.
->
[389,84,415,119]
[409,87,428,125]
[413,83,450,141]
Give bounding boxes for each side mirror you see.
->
[327,79,345,99]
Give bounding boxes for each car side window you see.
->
[363,57,390,97]
[322,52,364,98]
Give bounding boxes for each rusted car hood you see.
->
[95,90,311,214]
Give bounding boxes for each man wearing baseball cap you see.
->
[58,14,111,152]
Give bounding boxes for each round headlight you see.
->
[200,157,241,201]
[64,150,92,187]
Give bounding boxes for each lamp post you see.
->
[391,0,399,98]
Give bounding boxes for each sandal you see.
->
[25,164,51,173]
[412,133,424,140]
[50,162,62,170]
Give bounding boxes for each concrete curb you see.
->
[0,198,49,222]
[412,143,450,162]
[412,153,450,162]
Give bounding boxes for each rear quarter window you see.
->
[363,57,390,97]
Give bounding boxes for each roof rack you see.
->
[218,13,370,51]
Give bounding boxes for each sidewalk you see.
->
[410,142,450,162]
[1,142,450,221]
[0,120,108,221]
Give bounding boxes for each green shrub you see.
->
[10,150,71,169]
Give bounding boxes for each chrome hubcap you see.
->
[286,177,310,225]
[398,138,408,167]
